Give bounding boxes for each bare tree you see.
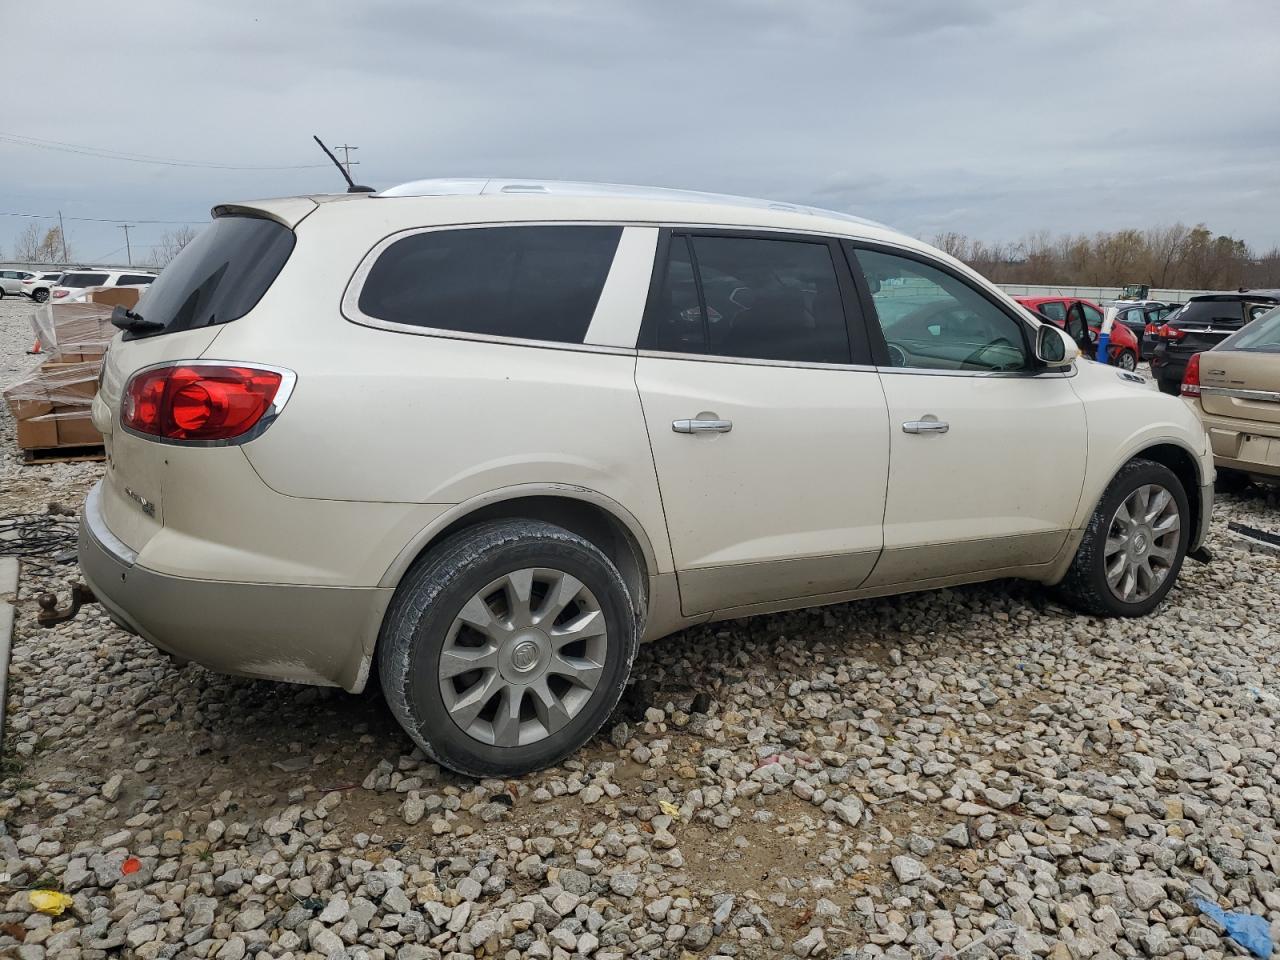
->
[150,225,199,267]
[37,227,69,263]
[13,222,43,261]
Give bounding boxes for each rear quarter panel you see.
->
[201,203,673,577]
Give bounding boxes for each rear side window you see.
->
[126,217,294,339]
[357,225,622,344]
[1080,303,1103,324]
[119,274,155,285]
[61,272,108,288]
[642,234,851,364]
[1037,301,1066,321]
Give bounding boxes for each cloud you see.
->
[3,0,1279,263]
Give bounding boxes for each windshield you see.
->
[1220,305,1280,352]
[126,216,295,338]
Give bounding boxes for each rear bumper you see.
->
[1198,410,1280,479]
[78,482,391,691]
[1194,479,1214,550]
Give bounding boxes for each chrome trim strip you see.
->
[1200,385,1280,403]
[117,359,298,448]
[84,481,138,566]
[637,348,877,372]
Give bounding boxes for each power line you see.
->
[0,130,329,171]
[0,212,205,225]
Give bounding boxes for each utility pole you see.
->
[333,144,359,178]
[118,224,135,266]
[57,211,68,263]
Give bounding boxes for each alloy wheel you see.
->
[1104,483,1180,602]
[438,567,607,747]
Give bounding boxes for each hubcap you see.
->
[1104,483,1180,602]
[439,567,607,747]
[1120,353,1136,370]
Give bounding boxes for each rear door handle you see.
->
[673,418,733,434]
[902,419,949,434]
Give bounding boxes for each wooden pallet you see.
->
[21,444,106,465]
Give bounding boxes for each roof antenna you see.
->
[313,135,375,193]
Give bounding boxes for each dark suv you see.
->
[1147,291,1280,393]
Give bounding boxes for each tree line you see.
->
[5,223,197,267]
[934,224,1280,291]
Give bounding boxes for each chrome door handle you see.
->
[902,419,949,434]
[673,418,733,434]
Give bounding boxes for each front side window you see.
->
[119,274,155,285]
[358,225,621,344]
[852,247,1028,372]
[643,234,851,364]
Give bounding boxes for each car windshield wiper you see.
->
[111,305,165,334]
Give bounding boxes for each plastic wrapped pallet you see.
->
[3,360,102,452]
[29,302,116,363]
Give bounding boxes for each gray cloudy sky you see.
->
[4,0,1280,263]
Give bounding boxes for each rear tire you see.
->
[1116,349,1137,371]
[1057,458,1190,617]
[377,520,637,778]
[1156,376,1181,396]
[33,289,49,303]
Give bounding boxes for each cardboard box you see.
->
[16,416,59,450]
[5,358,103,453]
[88,286,143,309]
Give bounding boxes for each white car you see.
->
[79,179,1214,776]
[52,268,157,302]
[20,271,64,303]
[0,268,37,297]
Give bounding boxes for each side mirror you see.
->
[1034,323,1079,367]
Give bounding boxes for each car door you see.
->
[845,242,1087,586]
[635,230,890,616]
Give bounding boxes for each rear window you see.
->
[1222,306,1280,352]
[356,225,622,344]
[1171,300,1247,328]
[126,217,295,338]
[61,272,108,288]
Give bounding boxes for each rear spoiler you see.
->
[211,197,319,230]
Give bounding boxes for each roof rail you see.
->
[374,178,887,229]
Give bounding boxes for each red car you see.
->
[1014,296,1140,370]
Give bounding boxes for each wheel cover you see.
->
[1104,483,1180,602]
[438,567,607,747]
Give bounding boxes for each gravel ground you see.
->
[2,295,1280,960]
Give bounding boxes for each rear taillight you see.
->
[122,363,292,443]
[53,289,68,298]
[1158,324,1186,341]
[1181,353,1201,397]
[1144,323,1158,336]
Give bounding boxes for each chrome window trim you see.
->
[637,348,878,373]
[117,358,298,448]
[1199,385,1280,403]
[875,363,1077,379]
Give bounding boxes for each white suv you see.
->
[0,268,37,297]
[80,180,1214,776]
[52,268,156,302]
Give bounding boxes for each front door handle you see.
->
[902,419,949,435]
[673,418,733,434]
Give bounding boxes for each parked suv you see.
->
[79,180,1214,776]
[20,271,64,303]
[0,269,36,298]
[52,269,157,302]
[1148,292,1280,394]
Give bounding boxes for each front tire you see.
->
[378,520,637,778]
[1057,458,1190,617]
